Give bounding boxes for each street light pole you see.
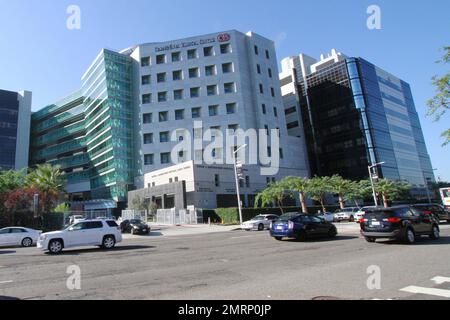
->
[368,162,385,207]
[233,144,247,227]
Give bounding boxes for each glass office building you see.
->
[0,89,31,171]
[280,50,435,192]
[30,50,135,209]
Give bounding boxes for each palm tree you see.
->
[374,179,411,208]
[281,176,310,213]
[255,182,292,214]
[27,164,66,213]
[306,176,332,213]
[328,175,359,210]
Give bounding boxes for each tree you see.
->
[0,169,27,193]
[27,164,66,214]
[328,175,359,209]
[427,46,450,146]
[280,176,310,213]
[254,182,293,214]
[306,176,332,213]
[374,179,412,208]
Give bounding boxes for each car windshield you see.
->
[252,216,265,221]
[278,213,299,221]
[130,219,143,224]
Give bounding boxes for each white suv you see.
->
[37,219,122,254]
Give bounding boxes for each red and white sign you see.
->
[217,33,231,42]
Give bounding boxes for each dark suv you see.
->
[360,205,440,244]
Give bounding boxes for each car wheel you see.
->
[365,237,376,243]
[48,239,63,254]
[296,231,307,242]
[21,237,33,247]
[275,237,283,241]
[328,228,337,238]
[102,235,116,249]
[349,216,355,222]
[430,225,440,240]
[404,228,416,245]
[258,224,264,231]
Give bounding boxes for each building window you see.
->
[280,148,284,159]
[264,125,269,135]
[259,84,264,94]
[143,133,153,144]
[142,113,152,124]
[287,121,299,129]
[175,109,184,120]
[187,49,197,59]
[285,106,296,115]
[262,104,267,114]
[160,131,170,143]
[144,154,154,165]
[142,94,151,104]
[205,65,216,76]
[141,56,150,67]
[273,107,278,117]
[175,177,179,182]
[159,111,168,122]
[207,85,218,96]
[172,70,183,81]
[157,72,166,83]
[245,176,250,188]
[226,103,237,114]
[190,87,200,98]
[189,67,199,78]
[141,75,150,85]
[215,174,220,187]
[267,147,272,157]
[220,43,231,54]
[266,177,271,186]
[192,107,201,118]
[174,89,183,100]
[268,68,273,78]
[257,64,261,74]
[172,51,181,62]
[222,62,233,74]
[228,124,239,133]
[158,92,167,102]
[209,105,219,116]
[271,87,275,97]
[156,54,166,64]
[161,153,171,164]
[224,82,236,94]
[203,46,214,57]
[265,50,270,59]
[254,45,259,55]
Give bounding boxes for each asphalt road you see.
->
[1,223,450,300]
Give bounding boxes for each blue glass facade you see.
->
[0,89,19,171]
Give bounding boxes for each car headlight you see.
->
[39,234,47,241]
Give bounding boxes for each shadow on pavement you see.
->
[377,236,450,246]
[282,235,359,243]
[0,296,20,300]
[0,250,17,255]
[44,245,155,256]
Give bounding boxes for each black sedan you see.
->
[120,219,151,235]
[270,213,338,241]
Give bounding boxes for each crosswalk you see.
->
[400,276,450,299]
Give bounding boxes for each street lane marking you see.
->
[400,286,450,298]
[0,280,13,285]
[431,277,450,285]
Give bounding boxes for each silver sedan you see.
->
[0,227,42,247]
[241,215,280,231]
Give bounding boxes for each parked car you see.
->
[334,207,360,222]
[317,212,335,223]
[411,203,450,223]
[0,227,42,247]
[241,214,279,231]
[120,219,151,235]
[270,213,338,241]
[360,205,440,244]
[37,219,122,254]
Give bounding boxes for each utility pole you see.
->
[233,144,247,226]
[368,162,385,207]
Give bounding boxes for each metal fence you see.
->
[156,208,203,225]
[121,210,148,222]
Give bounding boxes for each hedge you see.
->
[203,205,341,224]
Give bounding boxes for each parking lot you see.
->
[1,222,449,300]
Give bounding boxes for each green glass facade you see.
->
[30,49,135,204]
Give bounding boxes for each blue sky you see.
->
[0,0,448,180]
